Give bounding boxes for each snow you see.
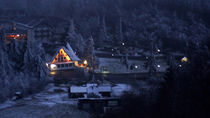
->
[111,84,132,97]
[0,101,15,110]
[0,83,76,109]
[66,43,80,61]
[70,86,86,93]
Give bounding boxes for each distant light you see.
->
[157,65,160,68]
[84,60,88,65]
[146,57,148,59]
[157,49,160,52]
[179,65,182,67]
[122,43,125,46]
[135,65,138,69]
[181,57,188,62]
[112,49,114,51]
[16,34,20,37]
[50,71,56,75]
[46,63,48,67]
[50,64,57,70]
[112,54,114,56]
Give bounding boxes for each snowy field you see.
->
[0,83,89,118]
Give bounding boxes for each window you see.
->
[69,63,73,67]
[65,64,68,67]
[61,64,64,67]
[57,64,61,68]
[64,57,66,59]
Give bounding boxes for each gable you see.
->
[52,48,72,64]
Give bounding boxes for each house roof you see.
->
[13,17,69,29]
[13,17,44,28]
[52,43,80,62]
[65,43,80,61]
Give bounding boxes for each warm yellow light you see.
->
[50,71,56,75]
[52,48,71,64]
[50,64,57,70]
[84,60,88,65]
[46,63,48,67]
[181,57,188,62]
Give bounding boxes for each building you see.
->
[46,43,81,71]
[4,29,27,44]
[94,50,169,74]
[69,83,112,98]
[13,17,53,43]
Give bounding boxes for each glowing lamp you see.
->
[84,60,88,65]
[135,65,138,69]
[181,57,188,62]
[46,63,48,67]
[50,64,57,70]
[157,65,161,68]
[157,49,160,52]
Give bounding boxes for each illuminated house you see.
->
[13,18,53,43]
[47,44,81,71]
[4,29,27,44]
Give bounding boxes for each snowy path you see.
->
[0,83,89,118]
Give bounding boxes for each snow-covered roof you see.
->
[65,43,80,61]
[70,86,86,93]
[98,86,112,92]
[51,43,80,62]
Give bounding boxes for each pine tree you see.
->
[84,36,96,69]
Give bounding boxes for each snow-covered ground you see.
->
[0,83,89,118]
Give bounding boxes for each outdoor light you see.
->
[135,65,138,69]
[112,54,114,56]
[179,65,182,67]
[84,60,88,65]
[122,42,125,45]
[157,49,160,52]
[50,64,57,70]
[157,65,161,68]
[46,63,48,67]
[16,34,20,37]
[181,57,188,62]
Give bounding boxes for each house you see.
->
[4,29,27,44]
[46,43,81,71]
[78,97,121,113]
[69,83,112,98]
[13,17,54,43]
[94,50,169,74]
